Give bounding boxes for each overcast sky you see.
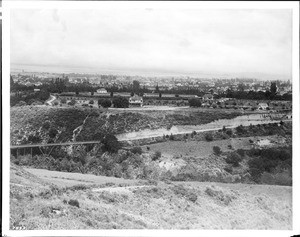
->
[11,8,292,79]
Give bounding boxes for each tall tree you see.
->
[270,82,277,95]
[237,83,245,92]
[155,83,160,93]
[132,80,140,93]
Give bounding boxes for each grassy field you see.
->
[142,135,285,158]
[10,163,292,230]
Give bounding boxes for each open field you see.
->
[143,135,288,158]
[10,164,292,230]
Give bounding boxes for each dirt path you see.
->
[25,168,139,187]
[45,94,56,106]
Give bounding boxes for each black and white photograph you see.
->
[2,1,300,236]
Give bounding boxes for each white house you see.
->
[202,94,214,101]
[258,103,268,110]
[129,95,143,107]
[97,88,108,94]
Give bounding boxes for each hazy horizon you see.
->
[11,8,292,80]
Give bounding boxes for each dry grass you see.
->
[10,164,292,230]
[142,135,288,158]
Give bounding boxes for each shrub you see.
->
[226,129,233,136]
[152,151,161,161]
[53,101,59,106]
[236,125,246,134]
[188,98,202,107]
[169,134,175,141]
[99,99,112,108]
[224,165,233,174]
[68,99,76,106]
[113,97,129,108]
[213,146,222,155]
[42,121,51,130]
[236,149,245,157]
[16,101,27,106]
[101,134,121,153]
[225,152,242,167]
[131,147,143,155]
[89,100,94,105]
[68,199,80,208]
[48,128,58,138]
[205,133,213,141]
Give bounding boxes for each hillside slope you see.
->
[10,165,292,230]
[10,106,241,145]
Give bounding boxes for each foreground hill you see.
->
[10,164,292,230]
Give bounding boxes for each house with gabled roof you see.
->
[129,95,143,107]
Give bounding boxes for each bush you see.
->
[152,151,161,161]
[99,99,112,108]
[188,98,202,107]
[131,147,143,155]
[68,199,80,208]
[101,134,121,153]
[68,99,76,106]
[205,133,213,141]
[16,101,27,106]
[226,129,233,136]
[89,100,94,105]
[48,128,58,138]
[236,149,245,157]
[236,125,246,134]
[225,152,242,167]
[113,97,129,108]
[169,134,175,141]
[42,121,51,130]
[213,146,222,155]
[224,165,233,174]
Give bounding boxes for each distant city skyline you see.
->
[11,8,292,80]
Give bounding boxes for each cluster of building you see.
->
[11,71,292,96]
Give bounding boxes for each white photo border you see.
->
[2,1,300,236]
